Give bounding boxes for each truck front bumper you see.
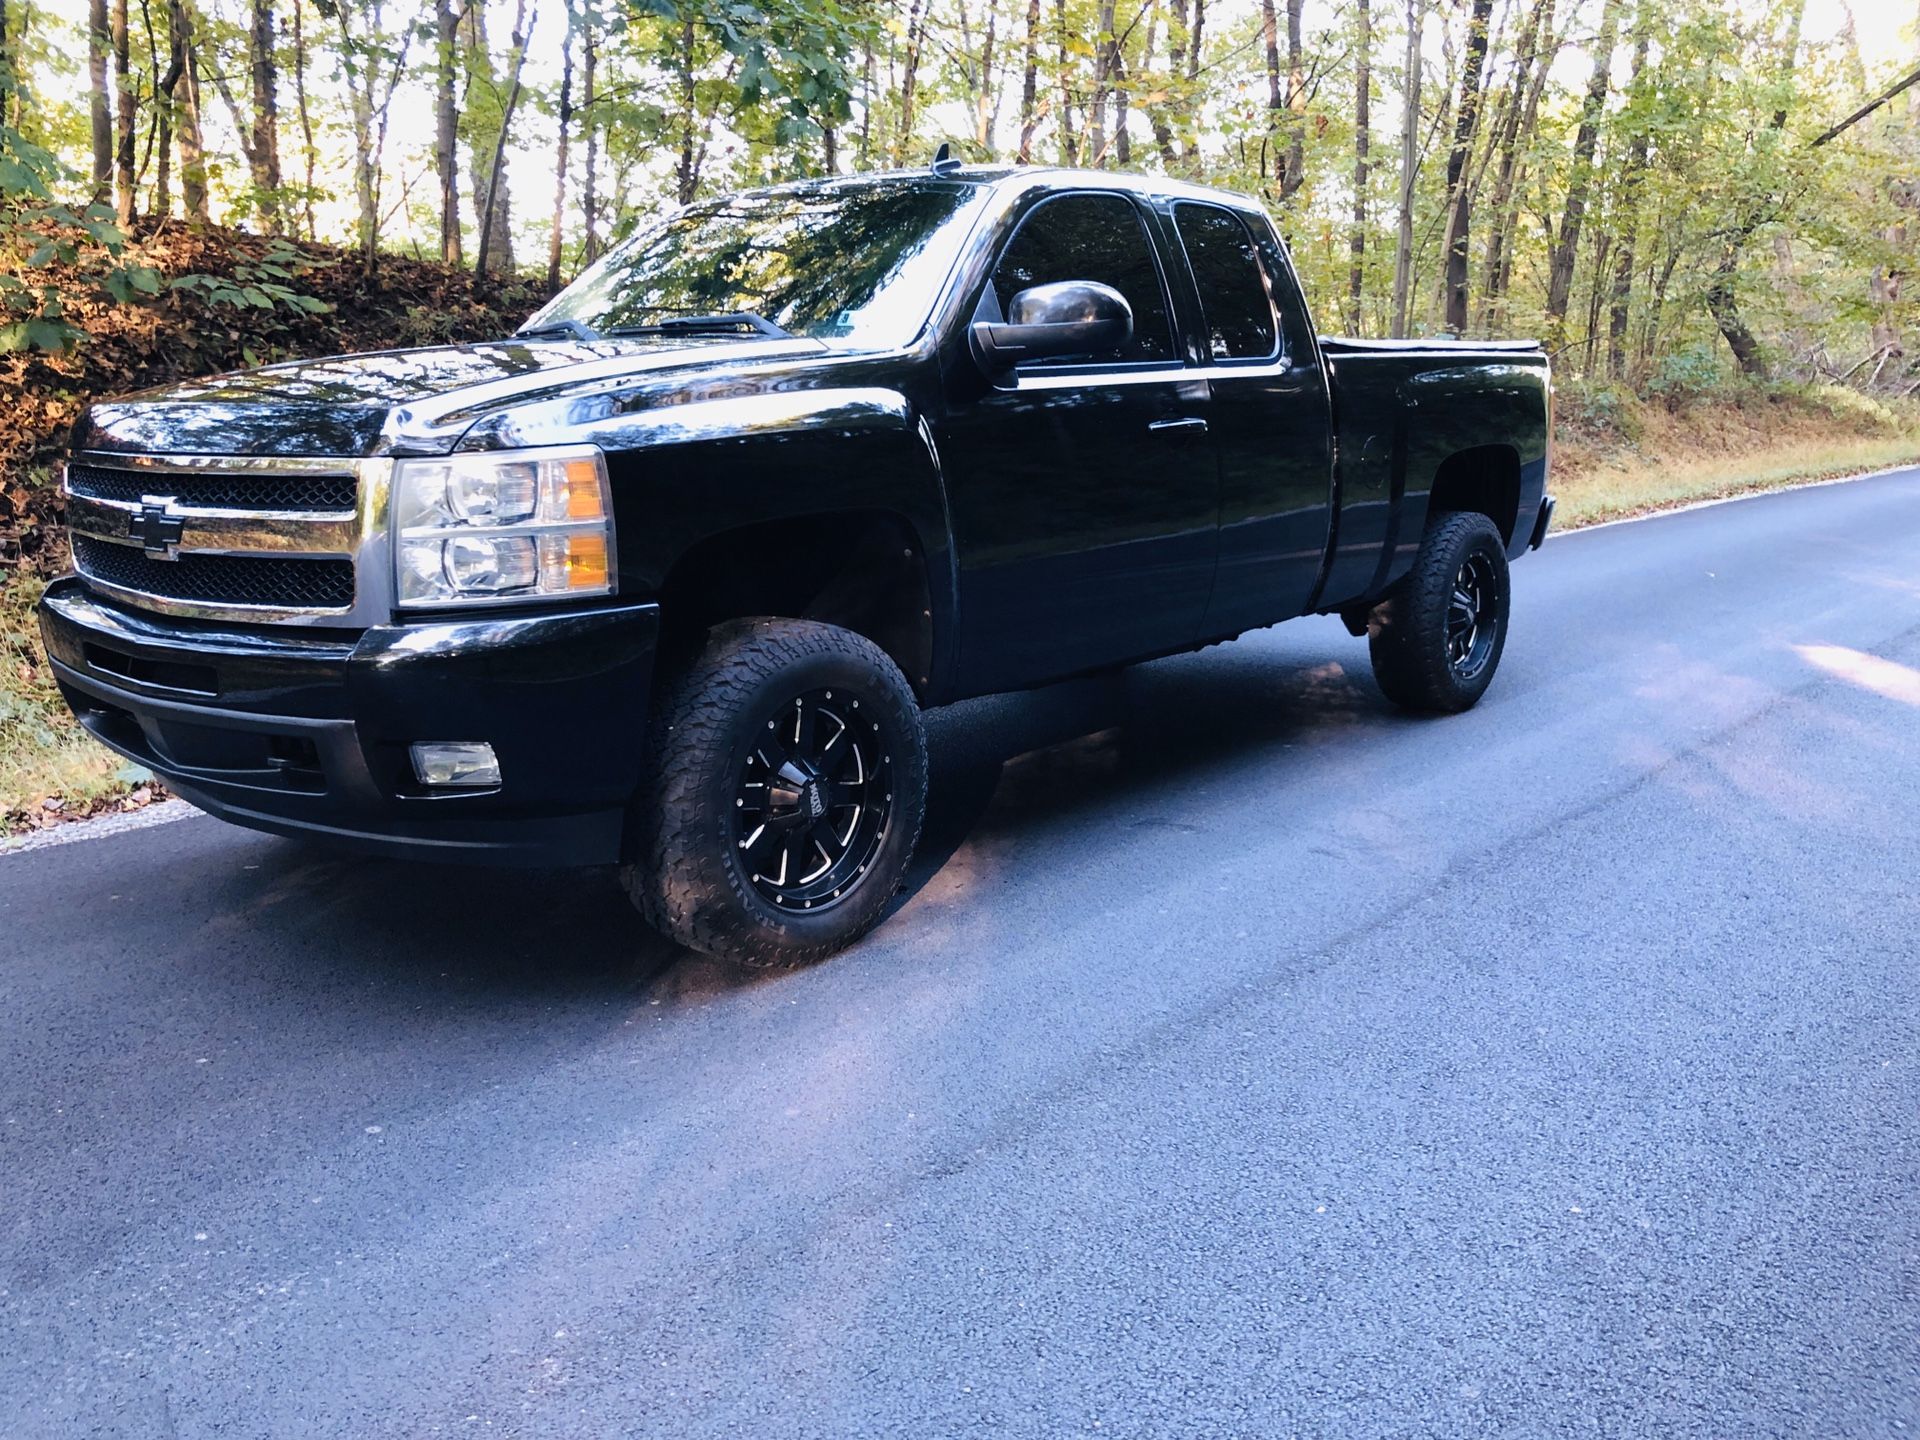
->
[37,577,659,867]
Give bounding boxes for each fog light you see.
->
[410,741,501,788]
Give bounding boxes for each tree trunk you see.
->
[1642,244,1679,368]
[1259,0,1281,188]
[464,0,518,272]
[1280,0,1305,198]
[1544,0,1620,348]
[547,0,575,291]
[897,0,926,161]
[90,0,113,200]
[1606,14,1650,377]
[1582,231,1611,374]
[337,9,378,266]
[1145,0,1185,167]
[1391,0,1422,335]
[1439,0,1494,333]
[137,0,162,195]
[675,12,697,201]
[293,0,318,239]
[857,32,873,169]
[1705,0,1805,377]
[0,0,12,119]
[111,0,135,225]
[582,23,600,262]
[975,7,997,152]
[1349,0,1370,331]
[434,0,461,264]
[1705,248,1766,376]
[1056,0,1077,163]
[473,0,529,291]
[155,0,186,216]
[247,0,282,232]
[1183,0,1204,163]
[1090,0,1116,164]
[169,0,208,222]
[1018,0,1041,162]
[1476,0,1552,331]
[1869,264,1904,358]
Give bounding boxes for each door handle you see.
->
[1148,416,1209,439]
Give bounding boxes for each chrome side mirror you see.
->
[970,280,1134,374]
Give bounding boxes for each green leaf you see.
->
[24,317,74,352]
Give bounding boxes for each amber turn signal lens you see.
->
[566,532,609,589]
[563,458,606,519]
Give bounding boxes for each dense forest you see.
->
[1,0,1916,382]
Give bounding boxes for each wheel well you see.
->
[656,511,935,697]
[1428,445,1522,545]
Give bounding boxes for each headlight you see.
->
[393,445,615,607]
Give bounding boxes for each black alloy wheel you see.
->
[628,617,928,967]
[1366,509,1511,713]
[1445,550,1501,682]
[734,687,893,911]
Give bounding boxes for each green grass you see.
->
[1555,434,1920,531]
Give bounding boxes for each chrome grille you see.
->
[72,535,355,609]
[66,462,357,513]
[62,453,385,626]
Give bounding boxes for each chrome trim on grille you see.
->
[66,494,359,559]
[64,453,394,627]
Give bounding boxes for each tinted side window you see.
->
[991,194,1176,364]
[1174,203,1278,361]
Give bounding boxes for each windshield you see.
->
[524,179,991,351]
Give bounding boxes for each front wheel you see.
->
[1366,510,1511,713]
[627,618,927,968]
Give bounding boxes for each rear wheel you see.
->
[627,618,927,967]
[1366,510,1511,713]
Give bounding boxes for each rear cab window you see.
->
[1171,202,1281,364]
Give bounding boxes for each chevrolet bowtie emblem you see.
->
[131,496,186,559]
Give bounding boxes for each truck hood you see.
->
[73,334,833,457]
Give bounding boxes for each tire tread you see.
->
[1367,510,1510,713]
[627,618,927,967]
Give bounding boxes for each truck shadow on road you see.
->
[242,631,1386,1005]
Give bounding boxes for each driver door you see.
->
[937,191,1221,696]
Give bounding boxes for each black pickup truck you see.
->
[41,164,1552,965]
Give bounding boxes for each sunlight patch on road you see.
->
[1795,643,1920,709]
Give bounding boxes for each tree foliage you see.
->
[0,0,1914,391]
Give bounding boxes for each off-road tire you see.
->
[1367,510,1511,714]
[626,618,927,967]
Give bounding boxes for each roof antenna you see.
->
[930,142,961,176]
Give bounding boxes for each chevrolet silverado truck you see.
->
[40,164,1553,966]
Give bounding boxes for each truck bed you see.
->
[1312,336,1552,612]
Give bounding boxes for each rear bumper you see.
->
[38,577,659,866]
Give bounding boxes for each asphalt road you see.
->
[6,471,1920,1439]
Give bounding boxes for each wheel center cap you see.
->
[803,781,827,821]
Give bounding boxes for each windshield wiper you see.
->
[603,311,795,340]
[514,317,602,342]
